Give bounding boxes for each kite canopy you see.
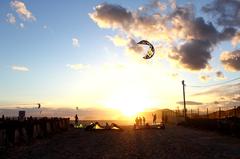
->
[137,40,155,59]
[85,122,122,131]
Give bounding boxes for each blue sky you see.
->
[0,0,240,118]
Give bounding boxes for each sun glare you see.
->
[104,88,153,117]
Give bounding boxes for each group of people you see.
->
[135,114,157,127]
[135,116,146,126]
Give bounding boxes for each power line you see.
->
[186,77,240,88]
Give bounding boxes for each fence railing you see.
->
[0,117,70,147]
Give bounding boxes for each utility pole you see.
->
[182,80,187,120]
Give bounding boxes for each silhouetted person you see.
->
[142,116,145,126]
[105,122,110,129]
[139,117,142,126]
[152,113,157,125]
[74,114,78,126]
[135,116,139,126]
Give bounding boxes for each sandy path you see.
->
[1,125,240,159]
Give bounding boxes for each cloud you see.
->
[126,39,144,54]
[192,83,240,97]
[199,75,210,81]
[169,40,212,70]
[66,64,89,70]
[168,6,236,70]
[232,95,240,101]
[232,32,240,47]
[72,38,79,47]
[90,1,238,71]
[6,13,16,24]
[220,50,240,71]
[89,3,134,30]
[12,65,29,72]
[89,2,169,41]
[11,0,36,21]
[216,71,225,79]
[19,23,24,28]
[177,101,203,105]
[107,35,144,56]
[202,0,240,27]
[106,35,128,47]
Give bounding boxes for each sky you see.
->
[0,0,240,119]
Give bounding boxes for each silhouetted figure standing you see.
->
[74,114,79,126]
[135,116,139,126]
[139,117,142,126]
[142,116,145,126]
[152,113,157,125]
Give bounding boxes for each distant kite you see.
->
[37,103,41,109]
[137,40,155,59]
[76,106,79,110]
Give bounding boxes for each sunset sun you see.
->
[104,88,153,117]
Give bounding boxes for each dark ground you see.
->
[1,125,240,159]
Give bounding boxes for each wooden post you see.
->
[182,80,187,120]
[234,106,237,117]
[219,107,221,119]
[207,108,208,118]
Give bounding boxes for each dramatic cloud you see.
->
[11,0,36,21]
[220,50,240,71]
[89,2,169,41]
[12,65,29,72]
[90,1,239,71]
[199,75,210,81]
[89,3,134,30]
[6,13,16,24]
[168,6,236,70]
[72,38,79,47]
[66,64,89,70]
[216,71,225,79]
[177,101,203,105]
[202,0,240,27]
[169,40,212,70]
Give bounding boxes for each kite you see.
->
[37,103,41,109]
[137,40,155,59]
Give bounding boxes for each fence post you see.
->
[234,106,237,117]
[207,108,208,119]
[219,107,221,119]
[198,108,199,117]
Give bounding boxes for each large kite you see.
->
[137,40,155,59]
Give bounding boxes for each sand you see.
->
[1,125,240,159]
